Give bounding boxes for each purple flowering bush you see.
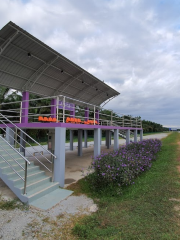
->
[86,139,162,191]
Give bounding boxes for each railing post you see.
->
[111,111,112,126]
[63,96,65,123]
[56,96,59,123]
[23,161,27,195]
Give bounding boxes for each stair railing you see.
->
[0,113,56,180]
[0,135,30,194]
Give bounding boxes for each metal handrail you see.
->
[0,113,56,159]
[0,125,52,173]
[0,135,29,194]
[0,152,24,181]
[0,135,30,165]
[0,119,52,164]
[0,142,25,171]
[0,93,142,124]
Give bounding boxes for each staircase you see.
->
[0,113,61,204]
[0,136,59,203]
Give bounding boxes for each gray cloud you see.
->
[0,0,180,127]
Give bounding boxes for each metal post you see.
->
[123,115,124,127]
[56,96,59,123]
[63,96,65,123]
[23,161,27,195]
[111,111,112,126]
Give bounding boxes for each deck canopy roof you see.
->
[0,21,120,107]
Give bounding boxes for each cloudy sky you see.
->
[0,0,180,128]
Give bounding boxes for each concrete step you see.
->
[0,152,25,160]
[13,170,46,186]
[26,181,59,203]
[7,166,41,180]
[0,134,60,204]
[2,164,38,175]
[0,158,25,168]
[19,176,52,193]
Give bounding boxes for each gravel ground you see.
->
[0,195,96,240]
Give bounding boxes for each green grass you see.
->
[69,132,180,240]
[0,197,28,210]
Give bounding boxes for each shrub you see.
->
[84,139,162,191]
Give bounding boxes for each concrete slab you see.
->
[30,188,73,210]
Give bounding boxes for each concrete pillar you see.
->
[94,128,101,157]
[140,129,143,141]
[20,129,26,156]
[106,130,110,149]
[126,129,130,145]
[54,127,66,187]
[51,98,57,118]
[84,130,88,148]
[114,129,119,151]
[70,130,73,150]
[6,128,14,145]
[78,129,83,156]
[134,129,137,143]
[21,91,29,124]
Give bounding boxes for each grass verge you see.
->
[67,132,180,240]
